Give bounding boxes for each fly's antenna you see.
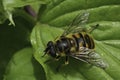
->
[41,49,48,57]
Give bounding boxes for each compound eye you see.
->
[50,47,56,57]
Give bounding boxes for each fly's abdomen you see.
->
[71,32,95,51]
[84,33,95,49]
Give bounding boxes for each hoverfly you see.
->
[43,12,108,70]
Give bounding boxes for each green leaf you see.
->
[0,1,6,24]
[39,0,120,27]
[31,23,115,80]
[92,21,120,80]
[0,0,47,25]
[4,47,46,80]
[31,0,120,80]
[3,0,47,8]
[0,13,34,80]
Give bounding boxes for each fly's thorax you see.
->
[54,36,72,54]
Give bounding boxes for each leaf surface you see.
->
[31,0,120,80]
[4,47,46,80]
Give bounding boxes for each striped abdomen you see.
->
[69,32,95,52]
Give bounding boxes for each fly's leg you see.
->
[56,56,69,72]
[88,24,99,33]
[65,55,69,64]
[54,36,59,41]
[44,56,60,64]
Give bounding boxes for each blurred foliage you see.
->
[0,0,120,80]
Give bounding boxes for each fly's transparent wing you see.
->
[62,12,89,36]
[70,48,108,69]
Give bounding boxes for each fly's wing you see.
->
[70,48,108,69]
[62,12,89,36]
